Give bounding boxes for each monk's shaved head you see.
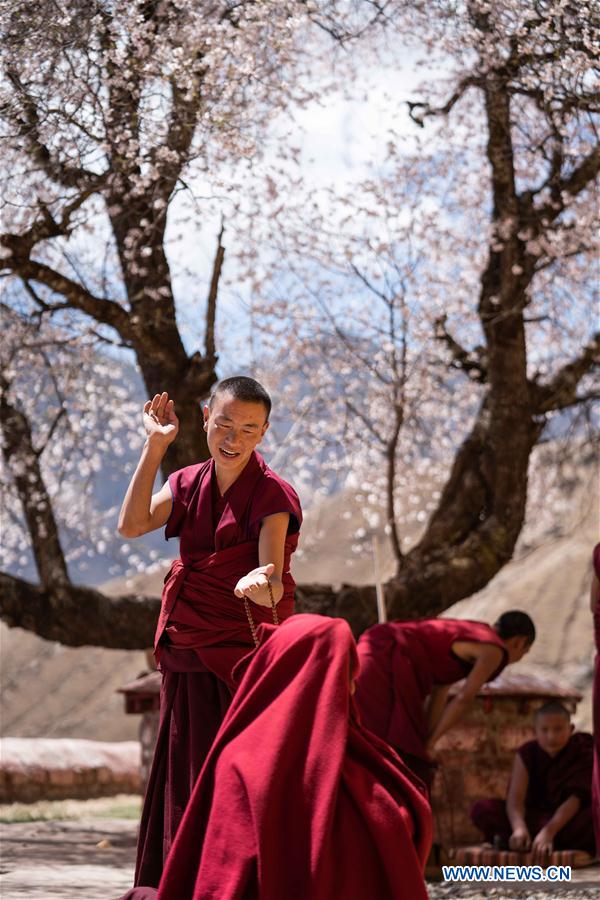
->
[209,376,271,421]
[535,701,571,722]
[493,610,536,645]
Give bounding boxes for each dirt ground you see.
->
[0,817,135,900]
[1,801,599,900]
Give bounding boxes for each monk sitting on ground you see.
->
[471,702,595,861]
[355,610,535,788]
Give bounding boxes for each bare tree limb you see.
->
[530,333,600,414]
[5,69,106,190]
[205,221,224,364]
[345,398,386,446]
[535,145,600,226]
[0,373,70,589]
[1,188,97,261]
[407,76,482,126]
[434,315,487,383]
[4,259,134,337]
[0,572,159,649]
[34,406,66,459]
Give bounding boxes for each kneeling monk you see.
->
[354,611,535,786]
[118,377,302,887]
[124,614,432,900]
[471,702,594,860]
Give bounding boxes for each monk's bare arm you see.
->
[119,463,172,538]
[506,754,531,848]
[425,645,504,751]
[535,794,581,850]
[531,794,582,861]
[234,513,290,606]
[547,794,582,833]
[425,685,451,734]
[118,393,178,538]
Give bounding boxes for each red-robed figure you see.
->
[118,377,302,887]
[123,614,433,900]
[355,611,536,786]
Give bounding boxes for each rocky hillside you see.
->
[2,463,597,739]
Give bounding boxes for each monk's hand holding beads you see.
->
[235,564,276,607]
[237,564,279,647]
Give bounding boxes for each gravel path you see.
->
[1,816,598,899]
[428,885,600,899]
[0,818,136,900]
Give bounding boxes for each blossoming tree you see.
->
[1,0,598,644]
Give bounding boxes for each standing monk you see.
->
[355,611,535,787]
[118,377,302,887]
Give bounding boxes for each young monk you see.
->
[122,614,433,900]
[118,377,302,887]
[354,610,535,787]
[471,702,594,860]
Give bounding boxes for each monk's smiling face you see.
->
[204,392,269,480]
[534,712,573,757]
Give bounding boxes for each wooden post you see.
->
[372,534,387,623]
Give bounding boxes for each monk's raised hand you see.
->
[234,563,276,606]
[143,392,179,446]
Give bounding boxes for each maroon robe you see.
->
[134,451,302,888]
[592,542,600,854]
[355,618,508,784]
[153,615,432,900]
[471,733,594,854]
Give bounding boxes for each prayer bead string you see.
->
[244,579,279,648]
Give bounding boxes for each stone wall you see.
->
[0,738,141,803]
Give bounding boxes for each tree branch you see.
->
[435,315,487,383]
[407,76,482,126]
[2,257,133,338]
[0,187,130,336]
[205,221,224,363]
[0,573,159,649]
[530,333,600,414]
[345,398,386,446]
[34,406,66,459]
[535,145,600,226]
[5,69,105,190]
[1,188,96,261]
[0,373,69,589]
